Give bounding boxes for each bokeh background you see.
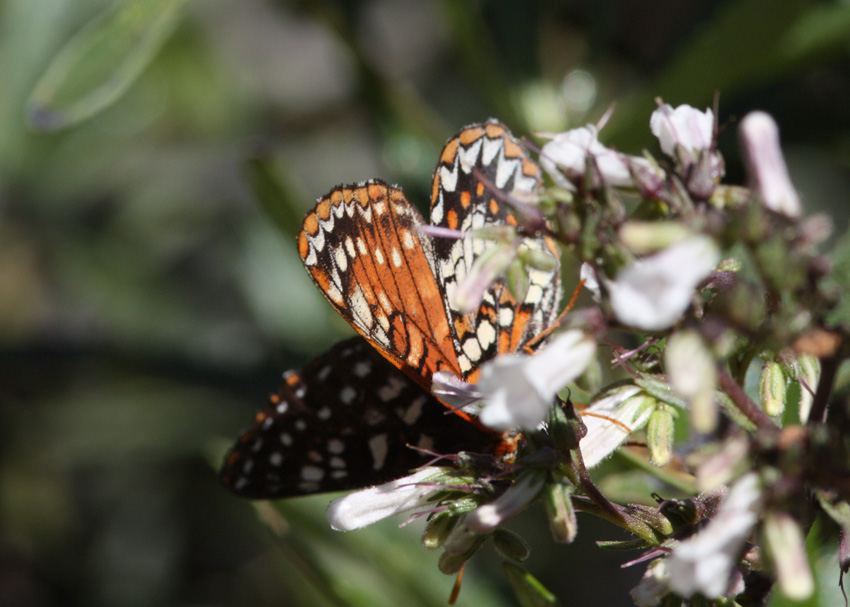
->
[2,1,849,606]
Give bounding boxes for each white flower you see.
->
[763,511,814,600]
[540,125,650,190]
[465,471,546,533]
[631,559,672,607]
[579,262,601,302]
[579,386,655,468]
[668,473,762,599]
[739,111,801,217]
[327,467,449,531]
[650,103,714,160]
[478,330,597,431]
[609,236,720,331]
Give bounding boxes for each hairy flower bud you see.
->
[544,481,578,543]
[796,353,820,423]
[759,361,787,417]
[647,403,676,467]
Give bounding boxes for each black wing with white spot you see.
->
[220,337,496,498]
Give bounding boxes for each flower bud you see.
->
[647,403,676,467]
[739,111,802,218]
[797,353,820,423]
[518,244,559,273]
[493,529,531,562]
[465,471,546,533]
[618,221,691,255]
[758,361,787,417]
[438,550,471,575]
[543,481,578,543]
[443,522,484,556]
[763,511,814,601]
[506,258,530,303]
[422,513,458,549]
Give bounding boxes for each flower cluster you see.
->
[324,103,850,606]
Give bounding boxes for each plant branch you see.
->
[717,366,778,432]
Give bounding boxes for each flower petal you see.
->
[478,330,597,431]
[610,236,719,331]
[327,467,448,531]
[579,386,653,468]
[668,473,762,598]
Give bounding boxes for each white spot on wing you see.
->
[477,320,496,348]
[440,164,458,192]
[462,338,482,363]
[417,435,434,451]
[302,465,325,481]
[340,385,357,405]
[269,452,283,466]
[369,434,389,470]
[328,438,345,454]
[349,285,374,331]
[402,395,427,425]
[391,247,402,268]
[525,283,544,305]
[378,376,407,402]
[499,307,514,327]
[458,138,483,172]
[354,360,372,377]
[495,157,519,189]
[334,245,348,272]
[482,136,502,165]
[401,229,415,250]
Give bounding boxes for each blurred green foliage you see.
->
[1,0,849,606]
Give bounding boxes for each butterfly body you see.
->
[221,120,561,499]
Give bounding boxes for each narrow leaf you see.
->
[27,0,190,131]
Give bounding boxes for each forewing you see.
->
[298,180,460,390]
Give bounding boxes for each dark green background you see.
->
[1,1,848,605]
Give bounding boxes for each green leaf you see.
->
[27,0,190,131]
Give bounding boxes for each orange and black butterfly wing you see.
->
[298,180,462,389]
[430,120,562,381]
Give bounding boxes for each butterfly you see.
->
[220,120,561,498]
